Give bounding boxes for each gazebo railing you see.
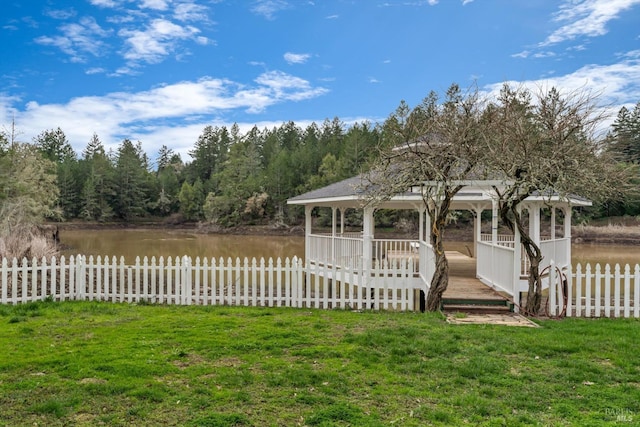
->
[307,234,421,274]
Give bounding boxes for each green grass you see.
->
[0,301,639,426]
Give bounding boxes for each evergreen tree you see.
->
[113,139,150,220]
[609,102,640,163]
[80,134,115,221]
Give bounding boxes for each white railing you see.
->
[307,234,420,274]
[308,234,363,268]
[480,234,516,248]
[372,239,420,274]
[521,237,571,277]
[476,241,516,296]
[549,262,640,318]
[0,255,416,311]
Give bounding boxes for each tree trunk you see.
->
[499,201,544,315]
[425,244,449,311]
[425,201,451,311]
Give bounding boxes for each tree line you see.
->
[1,119,382,227]
[0,98,639,233]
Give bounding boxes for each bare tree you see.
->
[366,84,489,311]
[485,84,631,314]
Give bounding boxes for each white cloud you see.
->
[89,0,120,8]
[251,0,289,20]
[140,0,169,10]
[325,14,339,19]
[174,2,210,22]
[35,17,110,63]
[2,71,328,156]
[45,9,77,20]
[119,19,201,64]
[462,0,475,5]
[541,0,640,47]
[85,67,106,75]
[483,54,640,130]
[284,52,311,64]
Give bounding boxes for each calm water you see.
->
[60,229,305,263]
[60,229,640,267]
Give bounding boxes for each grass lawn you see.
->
[0,301,638,426]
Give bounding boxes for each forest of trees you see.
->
[1,118,383,228]
[1,100,639,233]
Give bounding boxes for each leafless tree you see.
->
[485,84,631,314]
[366,84,489,311]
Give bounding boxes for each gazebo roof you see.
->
[287,175,591,210]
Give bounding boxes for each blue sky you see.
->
[1,0,639,160]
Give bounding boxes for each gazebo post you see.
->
[529,204,541,247]
[513,205,522,311]
[331,206,337,265]
[305,206,313,263]
[362,207,374,280]
[473,206,482,259]
[550,207,556,240]
[564,206,572,265]
[340,208,346,235]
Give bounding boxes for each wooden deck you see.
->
[443,251,509,302]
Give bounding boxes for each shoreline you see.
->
[53,220,640,245]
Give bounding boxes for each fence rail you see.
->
[0,255,417,311]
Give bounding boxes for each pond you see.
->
[59,229,640,267]
[60,229,304,263]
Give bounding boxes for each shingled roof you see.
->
[287,175,369,203]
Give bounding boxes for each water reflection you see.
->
[60,229,305,263]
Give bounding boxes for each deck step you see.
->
[442,298,514,314]
[443,303,513,314]
[442,298,510,306]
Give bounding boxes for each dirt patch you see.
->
[446,313,540,327]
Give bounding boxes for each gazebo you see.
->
[288,175,590,311]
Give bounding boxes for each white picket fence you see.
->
[0,255,418,311]
[548,262,640,318]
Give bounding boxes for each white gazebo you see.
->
[288,175,590,311]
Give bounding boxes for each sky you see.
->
[1,0,640,162]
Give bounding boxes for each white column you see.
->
[528,204,541,246]
[305,206,313,262]
[418,205,425,243]
[331,206,337,265]
[473,207,482,259]
[424,209,431,243]
[550,208,556,240]
[491,199,498,245]
[564,206,572,265]
[340,208,346,235]
[362,207,374,275]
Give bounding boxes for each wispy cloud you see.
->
[251,0,289,20]
[119,18,203,64]
[541,0,640,47]
[484,54,640,129]
[35,17,110,63]
[2,71,328,155]
[88,0,120,8]
[140,0,169,10]
[284,52,311,64]
[174,2,210,22]
[45,8,77,20]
